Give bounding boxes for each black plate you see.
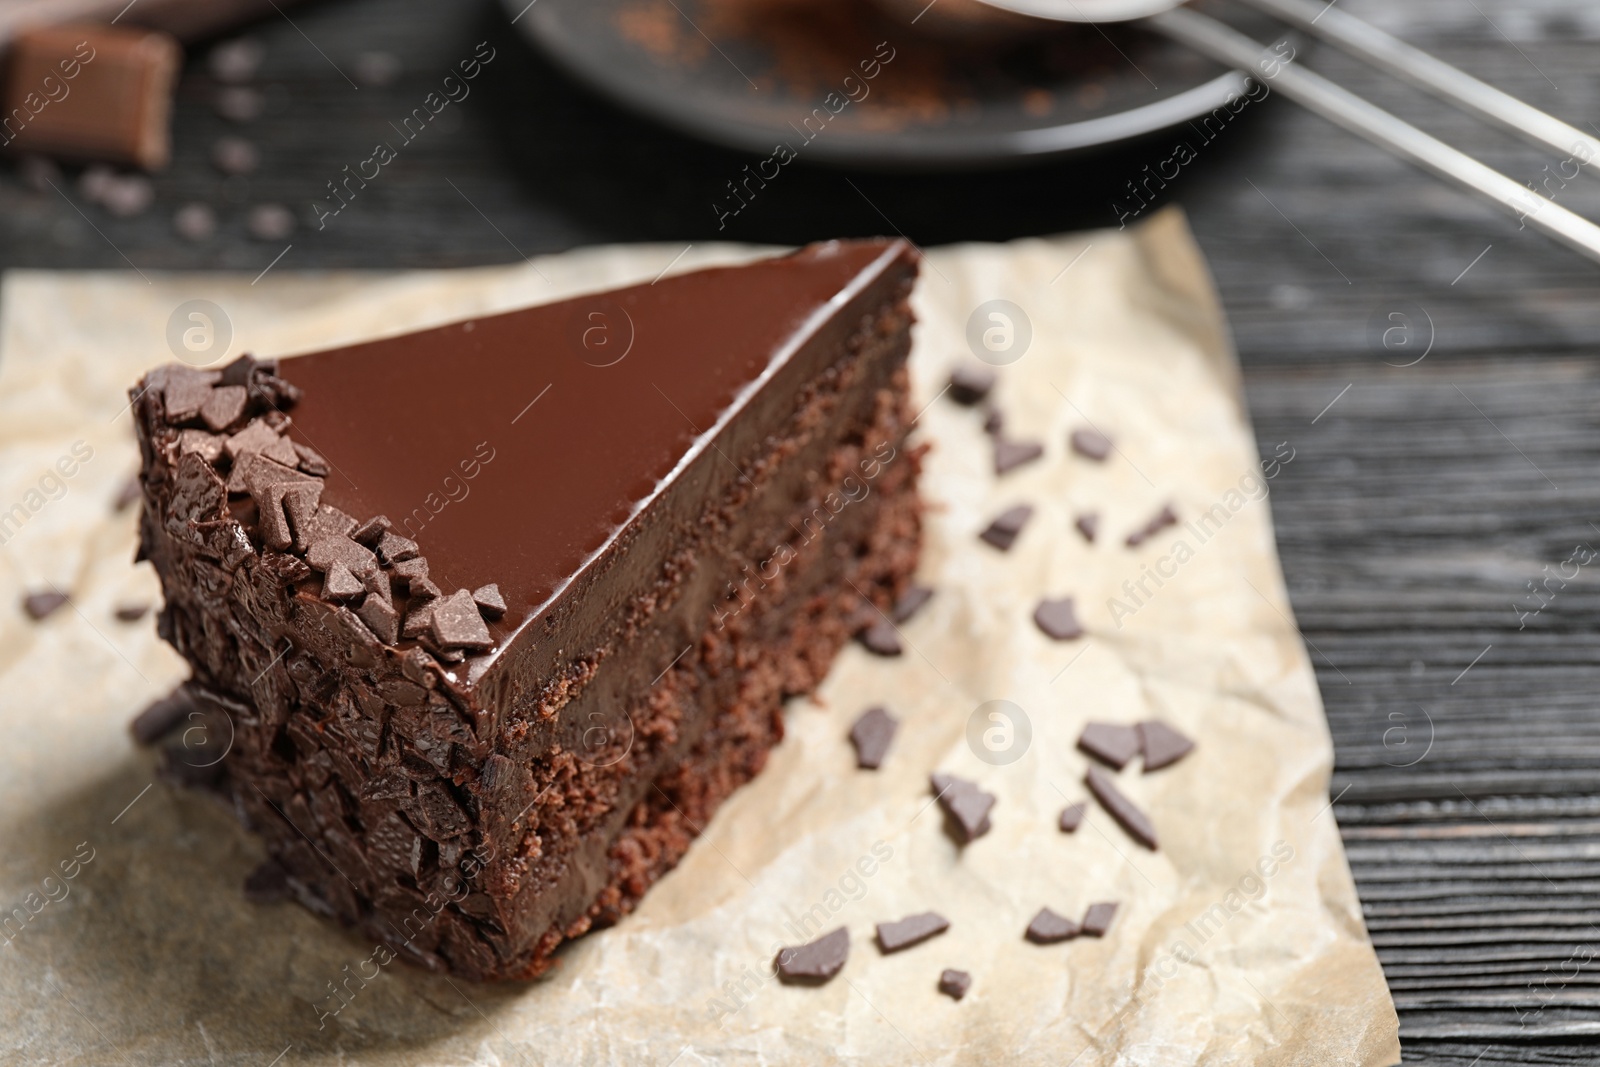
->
[504,0,1251,169]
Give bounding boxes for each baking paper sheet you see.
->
[0,208,1399,1066]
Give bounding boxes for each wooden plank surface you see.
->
[3,0,1599,1060]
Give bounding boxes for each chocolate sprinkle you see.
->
[113,602,150,623]
[876,911,949,953]
[978,504,1033,552]
[1070,428,1113,461]
[948,364,997,405]
[22,590,68,620]
[1032,597,1083,641]
[1058,801,1087,833]
[1086,766,1158,850]
[1081,901,1119,937]
[891,585,934,623]
[430,589,494,650]
[472,583,506,620]
[931,772,996,844]
[938,968,971,1001]
[858,617,902,657]
[993,437,1044,475]
[1078,722,1142,770]
[1025,907,1079,944]
[1074,512,1099,543]
[1139,720,1196,772]
[849,706,898,770]
[1126,504,1179,548]
[776,926,849,984]
[129,688,195,745]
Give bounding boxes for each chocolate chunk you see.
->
[376,529,420,565]
[978,504,1033,551]
[1086,766,1158,850]
[393,557,430,587]
[129,688,194,745]
[1139,720,1195,772]
[891,584,934,623]
[409,575,442,602]
[938,968,971,1000]
[1058,801,1087,833]
[858,618,902,656]
[931,773,995,844]
[402,600,437,640]
[114,602,151,622]
[1081,902,1118,937]
[876,911,949,953]
[472,583,506,620]
[293,442,330,477]
[1075,512,1099,543]
[776,926,849,984]
[981,405,1003,436]
[351,515,391,546]
[361,567,394,612]
[283,484,324,551]
[243,859,291,904]
[200,385,248,432]
[217,353,258,388]
[1032,597,1083,641]
[993,437,1043,475]
[306,534,378,575]
[1126,504,1179,548]
[22,591,68,620]
[1078,722,1142,770]
[113,473,143,512]
[849,706,898,769]
[322,561,365,603]
[226,419,298,466]
[948,364,996,405]
[1070,428,1113,461]
[161,370,220,423]
[1025,907,1079,944]
[358,594,399,646]
[176,429,226,464]
[430,590,494,650]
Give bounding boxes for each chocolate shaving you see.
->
[1058,801,1086,833]
[1025,907,1079,944]
[891,585,934,623]
[776,926,849,984]
[1075,512,1099,543]
[993,437,1043,475]
[849,706,897,769]
[938,968,971,1000]
[948,364,996,405]
[1032,597,1083,641]
[429,589,494,650]
[472,583,506,619]
[1126,504,1179,548]
[1086,766,1158,850]
[1081,901,1118,937]
[931,772,995,844]
[876,911,949,953]
[22,590,69,620]
[978,504,1033,551]
[858,617,902,656]
[1078,722,1142,770]
[1139,720,1195,772]
[1070,428,1113,461]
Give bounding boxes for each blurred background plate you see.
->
[503,0,1252,169]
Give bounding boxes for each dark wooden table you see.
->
[5,1,1598,1061]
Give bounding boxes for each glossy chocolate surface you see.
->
[282,240,910,654]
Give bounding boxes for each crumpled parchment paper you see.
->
[0,208,1399,1067]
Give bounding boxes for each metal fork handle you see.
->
[1235,0,1600,169]
[1148,6,1600,267]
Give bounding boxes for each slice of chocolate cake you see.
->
[131,240,922,980]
